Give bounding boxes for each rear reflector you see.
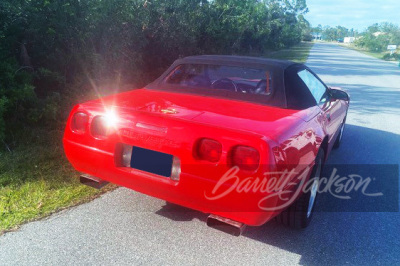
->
[121,144,133,167]
[231,146,260,171]
[71,112,89,133]
[196,138,222,162]
[171,156,181,181]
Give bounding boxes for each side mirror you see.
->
[329,88,349,101]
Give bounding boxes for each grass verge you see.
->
[0,41,314,234]
[0,129,116,234]
[339,43,399,63]
[265,41,314,63]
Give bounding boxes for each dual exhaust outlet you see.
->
[80,174,246,236]
[206,214,246,236]
[80,174,109,189]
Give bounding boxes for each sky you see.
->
[305,0,399,31]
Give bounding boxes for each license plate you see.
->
[130,146,173,177]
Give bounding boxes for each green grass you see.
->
[340,43,386,59]
[265,42,314,63]
[0,41,314,234]
[0,129,115,234]
[339,43,399,62]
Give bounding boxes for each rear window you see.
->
[163,64,273,95]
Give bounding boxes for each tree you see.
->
[320,25,349,41]
[355,22,400,52]
[0,0,311,145]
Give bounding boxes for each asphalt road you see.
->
[1,43,399,265]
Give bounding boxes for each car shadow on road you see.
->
[155,124,400,265]
[155,202,208,222]
[244,124,400,265]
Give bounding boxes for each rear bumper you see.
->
[63,138,306,226]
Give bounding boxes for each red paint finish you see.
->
[63,88,349,226]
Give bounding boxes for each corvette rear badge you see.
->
[160,108,178,114]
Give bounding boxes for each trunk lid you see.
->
[86,88,301,138]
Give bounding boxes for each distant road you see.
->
[0,43,399,265]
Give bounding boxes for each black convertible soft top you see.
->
[179,55,297,68]
[146,55,321,109]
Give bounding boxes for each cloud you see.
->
[305,0,400,30]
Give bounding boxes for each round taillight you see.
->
[196,138,222,162]
[90,116,109,138]
[71,112,89,133]
[231,146,260,171]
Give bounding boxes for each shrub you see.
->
[383,52,399,60]
[0,59,36,142]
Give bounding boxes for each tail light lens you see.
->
[91,116,109,138]
[196,138,222,162]
[71,112,89,133]
[231,146,260,171]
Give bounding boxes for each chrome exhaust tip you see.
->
[80,174,109,189]
[206,214,246,236]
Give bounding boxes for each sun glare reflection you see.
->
[104,109,119,128]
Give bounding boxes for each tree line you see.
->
[311,22,400,54]
[311,24,357,41]
[0,0,310,145]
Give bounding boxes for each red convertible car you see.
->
[63,55,349,235]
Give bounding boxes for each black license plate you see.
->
[130,146,173,177]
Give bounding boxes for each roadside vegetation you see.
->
[312,22,400,62]
[266,41,313,63]
[0,0,314,234]
[347,23,400,62]
[0,129,117,233]
[339,44,399,62]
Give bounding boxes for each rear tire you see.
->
[275,149,324,229]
